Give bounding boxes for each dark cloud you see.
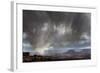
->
[23,10,91,55]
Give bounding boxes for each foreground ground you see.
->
[23,49,91,62]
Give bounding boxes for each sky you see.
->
[23,10,91,55]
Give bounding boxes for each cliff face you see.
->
[23,10,91,55]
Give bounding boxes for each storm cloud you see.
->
[23,10,91,55]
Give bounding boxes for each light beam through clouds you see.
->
[23,10,91,56]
